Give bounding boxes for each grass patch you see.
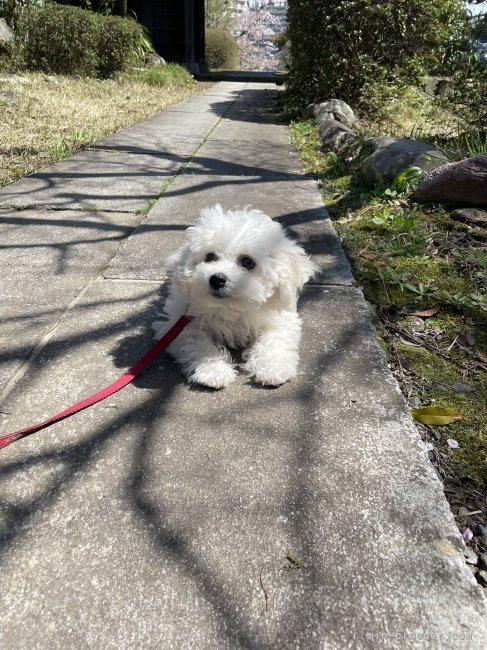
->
[363,84,461,140]
[0,66,201,187]
[290,97,487,495]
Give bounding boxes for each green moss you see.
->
[399,345,458,382]
[398,344,487,483]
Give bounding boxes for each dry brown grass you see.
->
[0,71,201,187]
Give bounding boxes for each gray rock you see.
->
[145,52,166,66]
[317,118,356,152]
[413,155,487,206]
[451,381,477,394]
[361,136,399,155]
[44,75,60,86]
[464,547,479,565]
[0,18,13,53]
[314,99,356,128]
[451,207,487,226]
[402,316,426,333]
[360,137,448,185]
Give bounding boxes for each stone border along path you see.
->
[0,82,485,649]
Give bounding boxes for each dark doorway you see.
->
[128,0,207,73]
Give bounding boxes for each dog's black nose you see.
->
[209,273,227,290]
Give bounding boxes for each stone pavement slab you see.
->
[207,118,289,143]
[90,118,217,157]
[0,150,183,212]
[91,93,239,156]
[104,173,354,286]
[0,81,486,649]
[0,208,141,391]
[188,140,304,176]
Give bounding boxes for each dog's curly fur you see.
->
[153,205,317,388]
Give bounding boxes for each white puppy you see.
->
[153,204,317,389]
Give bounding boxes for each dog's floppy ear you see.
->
[272,239,318,306]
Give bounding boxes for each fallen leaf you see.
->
[462,527,473,544]
[447,438,460,449]
[409,305,442,318]
[456,333,471,347]
[466,332,475,346]
[411,406,462,426]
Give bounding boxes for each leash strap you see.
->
[0,315,192,450]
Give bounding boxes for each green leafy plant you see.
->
[370,208,415,232]
[434,9,487,133]
[0,0,45,29]
[14,3,150,77]
[22,4,99,76]
[96,13,148,78]
[403,281,437,299]
[285,0,465,113]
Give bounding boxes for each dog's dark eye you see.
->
[240,256,255,270]
[205,253,218,263]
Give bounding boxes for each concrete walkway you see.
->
[0,83,485,649]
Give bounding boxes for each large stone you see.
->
[317,118,356,152]
[361,136,401,155]
[145,52,166,66]
[413,155,487,207]
[360,137,448,185]
[314,99,356,128]
[0,18,13,53]
[450,207,487,226]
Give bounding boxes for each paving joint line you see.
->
[0,275,99,410]
[0,203,139,215]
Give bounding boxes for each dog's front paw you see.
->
[244,350,298,387]
[252,366,296,387]
[190,360,237,389]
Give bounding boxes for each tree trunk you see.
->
[113,0,128,16]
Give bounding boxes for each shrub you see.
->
[22,4,99,75]
[434,9,487,133]
[286,0,466,113]
[15,3,147,77]
[96,14,146,78]
[205,27,239,70]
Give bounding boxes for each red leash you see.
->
[0,315,192,450]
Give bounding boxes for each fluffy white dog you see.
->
[153,204,317,389]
